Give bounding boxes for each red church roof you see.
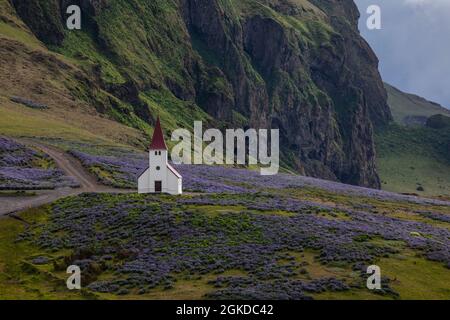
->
[149,117,167,150]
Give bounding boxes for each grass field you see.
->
[0,98,145,148]
[379,84,450,197]
[0,208,88,299]
[375,123,450,197]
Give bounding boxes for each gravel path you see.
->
[0,140,133,216]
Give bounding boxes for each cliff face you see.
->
[9,0,392,188]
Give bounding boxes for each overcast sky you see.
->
[354,0,450,108]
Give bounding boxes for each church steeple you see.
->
[139,116,182,195]
[149,117,167,150]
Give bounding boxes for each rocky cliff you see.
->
[7,0,392,188]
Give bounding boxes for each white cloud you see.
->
[354,0,450,108]
[403,0,450,7]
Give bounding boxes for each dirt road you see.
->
[0,140,133,216]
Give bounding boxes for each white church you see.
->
[138,117,182,195]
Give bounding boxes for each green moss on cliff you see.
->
[141,90,211,132]
[55,31,126,85]
[93,0,191,88]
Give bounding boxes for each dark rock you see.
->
[426,114,450,129]
[11,0,65,46]
[403,115,428,126]
[31,256,50,265]
[10,96,48,110]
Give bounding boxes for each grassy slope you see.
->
[0,0,210,150]
[0,0,148,149]
[52,0,212,133]
[0,97,137,147]
[0,208,89,299]
[385,83,450,125]
[376,84,450,197]
[376,124,450,197]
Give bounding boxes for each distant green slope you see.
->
[385,83,450,126]
[376,124,450,197]
[376,84,450,197]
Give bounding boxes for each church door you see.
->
[155,181,162,193]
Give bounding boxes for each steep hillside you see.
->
[0,0,148,148]
[1,0,392,188]
[385,83,450,126]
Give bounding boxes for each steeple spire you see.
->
[149,117,167,150]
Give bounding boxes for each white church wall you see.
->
[167,170,182,195]
[138,168,150,193]
[148,150,168,192]
[177,178,182,194]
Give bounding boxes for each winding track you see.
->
[3,141,448,217]
[0,140,133,217]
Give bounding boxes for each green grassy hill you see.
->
[384,83,450,126]
[376,124,450,197]
[376,84,450,197]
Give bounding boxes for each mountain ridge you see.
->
[1,0,392,188]
[385,82,450,126]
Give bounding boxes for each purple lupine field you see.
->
[0,137,78,190]
[2,140,449,299]
[18,191,449,299]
